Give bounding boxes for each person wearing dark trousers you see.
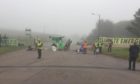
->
[37,40,43,59]
[108,40,113,52]
[129,42,139,71]
[98,45,101,54]
[38,49,42,59]
[98,42,103,54]
[94,42,99,55]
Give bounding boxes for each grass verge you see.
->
[102,47,140,62]
[0,47,23,55]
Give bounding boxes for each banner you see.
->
[98,37,140,47]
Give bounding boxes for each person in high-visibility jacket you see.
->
[98,41,103,53]
[37,40,43,59]
[82,41,88,54]
[94,41,99,55]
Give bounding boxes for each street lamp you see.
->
[91,13,101,37]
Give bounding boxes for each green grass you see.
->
[0,47,23,55]
[102,47,140,62]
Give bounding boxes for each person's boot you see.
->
[128,67,131,70]
[132,68,135,71]
[38,56,41,59]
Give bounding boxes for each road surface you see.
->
[0,48,140,84]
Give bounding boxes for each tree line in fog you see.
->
[87,8,140,43]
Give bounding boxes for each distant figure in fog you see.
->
[98,41,103,53]
[129,42,139,71]
[108,39,113,52]
[82,41,88,54]
[64,39,72,50]
[94,41,99,55]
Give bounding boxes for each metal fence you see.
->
[0,39,18,47]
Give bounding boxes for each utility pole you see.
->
[91,13,101,38]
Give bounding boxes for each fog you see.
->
[0,0,139,36]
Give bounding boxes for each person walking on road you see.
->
[37,40,43,59]
[129,42,139,71]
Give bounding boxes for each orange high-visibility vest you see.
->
[83,42,87,48]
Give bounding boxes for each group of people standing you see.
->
[93,40,140,71]
[93,39,113,54]
[34,38,140,71]
[79,39,140,71]
[93,41,103,55]
[78,40,109,54]
[78,41,88,54]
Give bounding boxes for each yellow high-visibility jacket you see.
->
[37,42,43,49]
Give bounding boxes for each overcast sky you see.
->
[0,0,139,36]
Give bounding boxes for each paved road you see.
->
[0,48,140,84]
